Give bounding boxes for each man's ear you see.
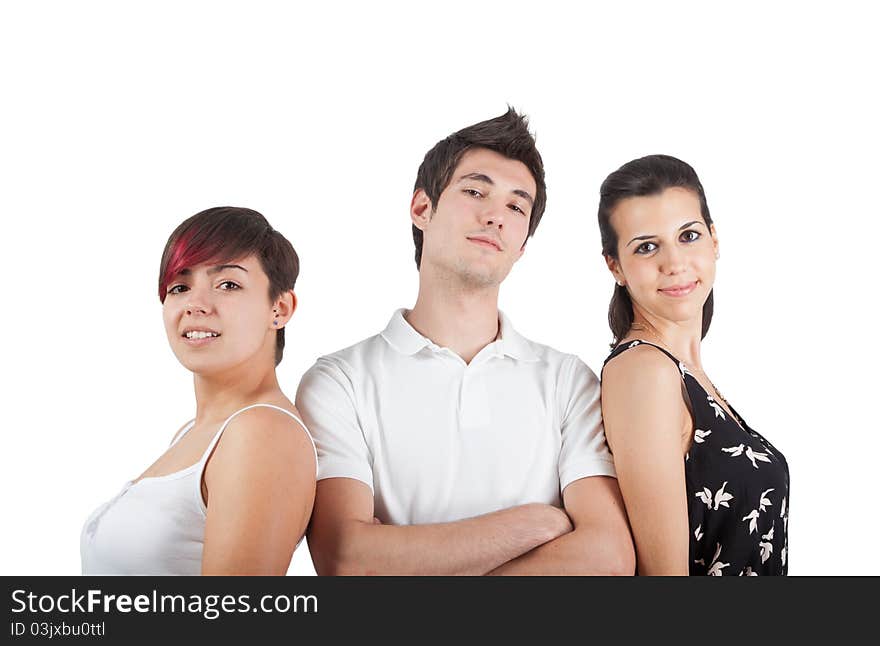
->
[410,188,433,230]
[605,255,625,286]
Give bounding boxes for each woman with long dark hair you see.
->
[81,207,317,574]
[598,156,789,575]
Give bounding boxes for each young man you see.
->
[296,109,634,575]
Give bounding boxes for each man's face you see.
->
[412,147,536,288]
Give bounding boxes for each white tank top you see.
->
[80,404,317,575]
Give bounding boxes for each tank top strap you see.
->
[169,420,196,447]
[603,339,689,380]
[197,403,317,472]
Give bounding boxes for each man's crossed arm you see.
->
[307,476,634,576]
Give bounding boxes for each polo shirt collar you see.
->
[496,311,539,362]
[380,309,539,362]
[381,309,431,356]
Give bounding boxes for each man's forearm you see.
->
[488,476,637,575]
[487,522,636,575]
[315,503,572,575]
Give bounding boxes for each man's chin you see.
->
[456,266,506,289]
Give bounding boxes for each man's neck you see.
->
[405,275,501,365]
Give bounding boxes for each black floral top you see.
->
[604,340,790,576]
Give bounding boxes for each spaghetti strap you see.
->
[169,420,196,447]
[602,339,686,379]
[199,403,318,474]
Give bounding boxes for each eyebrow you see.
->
[626,220,704,247]
[209,264,248,274]
[178,264,249,276]
[458,172,535,206]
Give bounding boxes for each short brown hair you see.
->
[412,108,547,269]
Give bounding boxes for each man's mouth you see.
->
[467,236,502,251]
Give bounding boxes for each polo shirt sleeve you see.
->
[295,357,374,491]
[557,354,617,490]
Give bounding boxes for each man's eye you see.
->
[218,281,240,290]
[680,230,701,242]
[167,284,188,295]
[635,242,657,254]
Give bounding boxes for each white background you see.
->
[1,1,876,575]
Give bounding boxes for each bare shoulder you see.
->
[602,343,681,398]
[215,405,315,464]
[601,345,687,448]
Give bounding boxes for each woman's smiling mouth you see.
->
[658,281,698,297]
[181,329,221,345]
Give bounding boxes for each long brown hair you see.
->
[598,154,714,347]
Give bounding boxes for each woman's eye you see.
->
[509,204,526,215]
[635,242,657,254]
[218,281,241,290]
[463,188,483,198]
[680,230,701,243]
[167,284,188,295]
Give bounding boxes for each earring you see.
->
[617,280,625,287]
[273,309,279,326]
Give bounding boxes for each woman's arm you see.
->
[201,406,317,575]
[601,346,691,575]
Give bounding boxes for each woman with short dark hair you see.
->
[81,207,316,575]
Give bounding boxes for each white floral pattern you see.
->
[713,481,734,510]
[742,509,759,534]
[759,523,775,563]
[722,443,744,456]
[707,543,730,576]
[707,396,726,419]
[696,481,734,510]
[746,446,771,469]
[759,489,774,512]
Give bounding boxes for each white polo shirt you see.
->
[295,309,615,525]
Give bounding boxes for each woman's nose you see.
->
[660,246,687,274]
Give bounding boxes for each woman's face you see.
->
[162,253,282,376]
[607,187,718,328]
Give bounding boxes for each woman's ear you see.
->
[272,290,297,329]
[606,255,625,286]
